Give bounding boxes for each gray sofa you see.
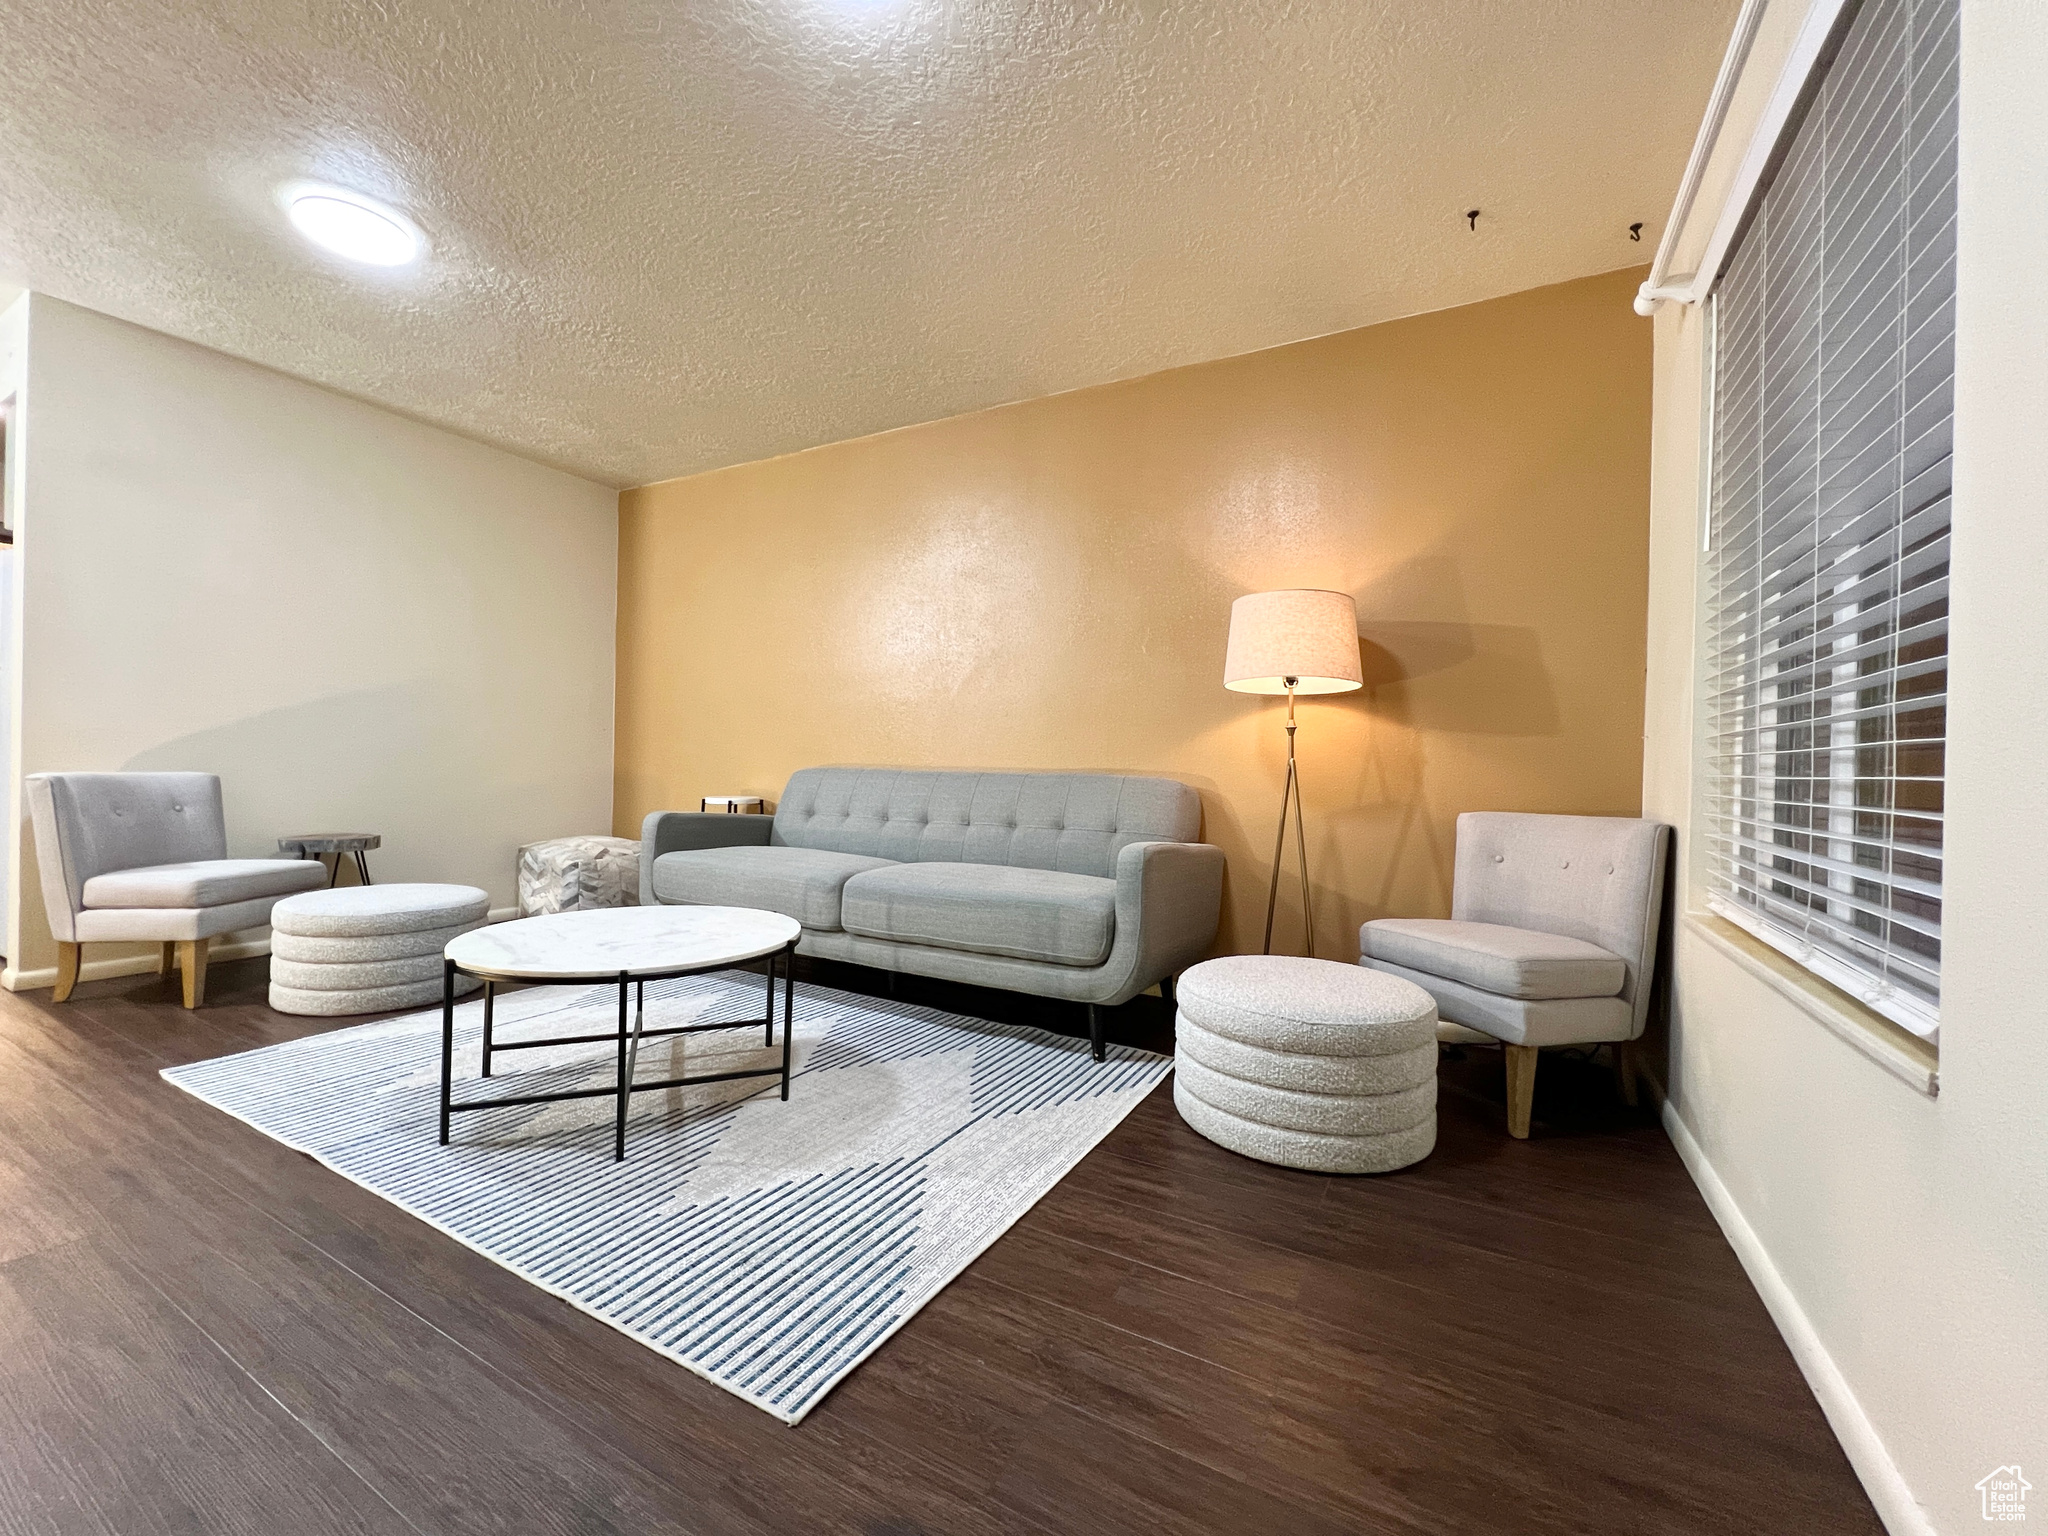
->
[641,767,1225,1059]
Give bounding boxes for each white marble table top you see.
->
[446,905,800,980]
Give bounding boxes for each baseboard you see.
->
[4,906,521,993]
[3,936,273,993]
[1660,1101,1934,1536]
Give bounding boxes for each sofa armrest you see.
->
[640,811,773,905]
[1104,840,1226,1004]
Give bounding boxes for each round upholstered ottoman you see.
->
[269,884,490,1016]
[1173,956,1438,1174]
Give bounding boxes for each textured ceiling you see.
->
[0,1,1735,487]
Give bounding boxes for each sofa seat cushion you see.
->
[1360,918,1625,1000]
[81,858,326,910]
[651,845,895,931]
[841,862,1117,967]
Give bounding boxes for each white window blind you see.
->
[1701,0,1957,1039]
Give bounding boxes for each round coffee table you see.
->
[439,906,801,1161]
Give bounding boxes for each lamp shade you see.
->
[1223,589,1363,695]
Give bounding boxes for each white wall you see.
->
[3,294,618,985]
[0,294,22,953]
[1643,4,2047,1532]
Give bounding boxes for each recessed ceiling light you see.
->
[282,184,423,267]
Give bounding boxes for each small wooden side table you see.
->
[699,796,764,814]
[278,833,380,887]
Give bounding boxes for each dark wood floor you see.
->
[0,954,1880,1536]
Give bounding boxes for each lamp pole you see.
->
[1261,678,1316,957]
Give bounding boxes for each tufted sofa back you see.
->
[772,767,1201,879]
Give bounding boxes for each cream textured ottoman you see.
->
[269,883,490,1016]
[517,836,640,917]
[1173,955,1439,1173]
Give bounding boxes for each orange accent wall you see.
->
[615,267,1651,960]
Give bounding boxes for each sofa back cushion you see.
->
[772,768,1200,879]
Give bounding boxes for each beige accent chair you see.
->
[1360,812,1671,1139]
[27,772,326,1007]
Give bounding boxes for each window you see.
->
[1700,0,1957,1040]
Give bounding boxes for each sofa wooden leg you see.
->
[177,938,210,1009]
[1615,1039,1640,1108]
[1504,1044,1538,1139]
[159,941,176,977]
[53,942,82,1003]
[1087,1003,1105,1063]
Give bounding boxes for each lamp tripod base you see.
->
[1261,691,1316,958]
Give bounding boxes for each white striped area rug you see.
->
[161,973,1169,1423]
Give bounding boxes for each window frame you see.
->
[1689,0,1956,1044]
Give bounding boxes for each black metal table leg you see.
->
[439,960,455,1143]
[781,942,795,1100]
[440,944,801,1156]
[355,849,373,885]
[327,853,343,888]
[619,976,649,1161]
[614,971,631,1162]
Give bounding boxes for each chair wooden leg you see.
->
[1615,1039,1640,1108]
[159,941,176,977]
[177,939,210,1009]
[1504,1044,1538,1139]
[53,942,82,1003]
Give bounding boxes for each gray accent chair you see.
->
[1359,811,1671,1138]
[642,767,1226,1059]
[27,772,326,1007]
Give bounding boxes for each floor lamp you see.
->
[1224,590,1364,956]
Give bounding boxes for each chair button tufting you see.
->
[1560,860,1571,869]
[172,803,183,812]
[1492,853,1503,863]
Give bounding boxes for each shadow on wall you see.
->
[117,682,544,884]
[1357,621,1559,736]
[1349,549,1560,738]
[1324,677,1449,924]
[10,681,579,976]
[1244,544,1564,944]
